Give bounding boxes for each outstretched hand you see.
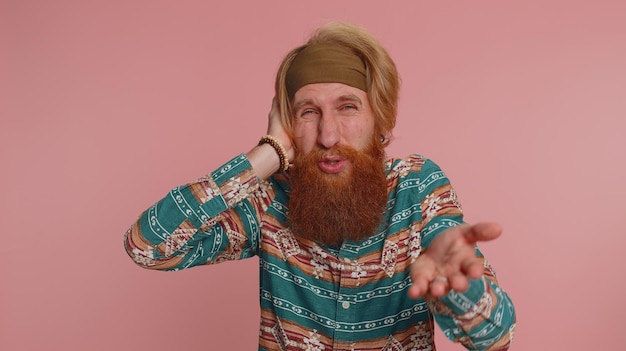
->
[408,222,502,299]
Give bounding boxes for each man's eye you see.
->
[300,109,317,117]
[340,104,358,112]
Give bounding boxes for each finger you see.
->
[463,222,502,244]
[429,275,450,298]
[409,256,437,299]
[461,255,485,279]
[408,276,431,299]
[448,272,470,293]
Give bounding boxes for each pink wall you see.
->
[3,1,625,350]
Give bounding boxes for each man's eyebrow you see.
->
[337,94,363,106]
[293,99,315,111]
[292,94,363,111]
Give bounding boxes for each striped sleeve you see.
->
[416,158,516,350]
[427,259,516,350]
[124,153,270,270]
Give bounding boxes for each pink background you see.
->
[2,1,625,350]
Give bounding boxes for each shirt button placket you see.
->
[336,245,360,350]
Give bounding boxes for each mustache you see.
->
[295,140,384,165]
[299,145,357,159]
[292,145,361,173]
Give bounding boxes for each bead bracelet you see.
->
[258,135,289,172]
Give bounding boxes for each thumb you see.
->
[463,222,502,243]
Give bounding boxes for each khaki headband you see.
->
[286,43,367,99]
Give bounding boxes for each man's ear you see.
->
[380,130,392,146]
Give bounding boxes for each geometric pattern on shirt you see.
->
[410,321,435,351]
[408,223,422,263]
[383,335,403,351]
[261,289,431,334]
[381,239,399,278]
[213,229,247,263]
[162,220,195,256]
[271,317,289,351]
[273,229,300,261]
[125,153,515,350]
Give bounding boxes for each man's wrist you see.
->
[259,135,290,172]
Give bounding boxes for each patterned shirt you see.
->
[125,153,516,351]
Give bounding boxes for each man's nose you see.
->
[316,113,340,149]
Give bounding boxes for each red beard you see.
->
[287,139,388,247]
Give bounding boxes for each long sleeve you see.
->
[427,261,516,351]
[415,158,516,350]
[124,153,273,271]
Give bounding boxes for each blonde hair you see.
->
[275,22,400,145]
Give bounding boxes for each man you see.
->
[125,22,516,350]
